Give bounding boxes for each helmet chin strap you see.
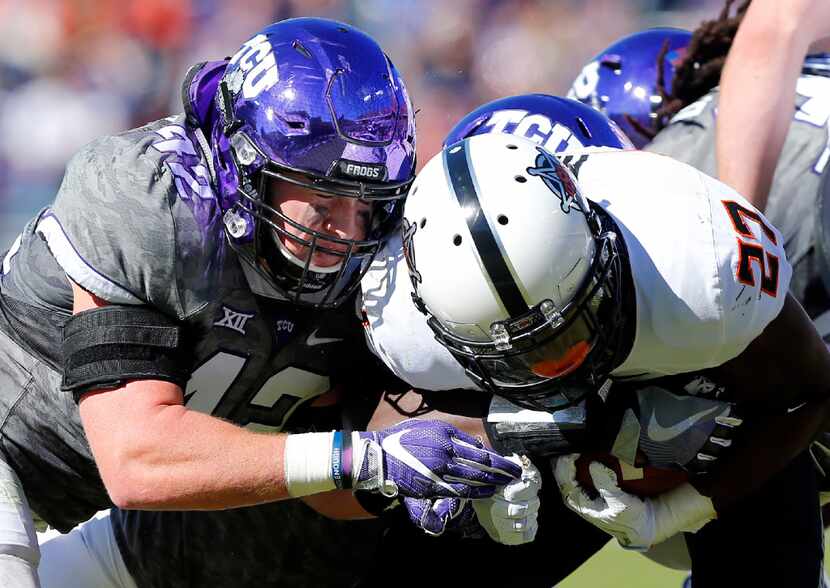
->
[270,228,343,274]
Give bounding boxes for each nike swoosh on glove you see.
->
[353,419,522,499]
[553,454,715,550]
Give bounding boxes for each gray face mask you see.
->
[270,226,343,275]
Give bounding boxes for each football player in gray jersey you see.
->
[0,18,527,588]
[646,2,830,328]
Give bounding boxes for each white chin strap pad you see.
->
[271,229,344,274]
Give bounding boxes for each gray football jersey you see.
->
[0,110,386,588]
[645,70,830,313]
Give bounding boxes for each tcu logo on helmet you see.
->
[567,61,601,105]
[480,109,587,153]
[228,33,279,99]
[527,147,581,213]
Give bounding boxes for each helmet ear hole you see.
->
[453,234,463,246]
[506,144,518,150]
[497,215,509,226]
[515,175,527,183]
[420,217,427,228]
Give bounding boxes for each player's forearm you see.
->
[693,293,830,510]
[92,398,290,510]
[691,397,830,512]
[716,3,809,210]
[301,490,375,520]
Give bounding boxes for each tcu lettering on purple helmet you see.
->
[444,94,633,152]
[568,28,691,148]
[212,18,416,308]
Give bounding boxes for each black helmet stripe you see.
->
[444,141,530,318]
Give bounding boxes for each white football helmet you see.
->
[402,133,623,408]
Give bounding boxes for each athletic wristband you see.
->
[283,432,337,498]
[342,429,353,490]
[332,431,345,490]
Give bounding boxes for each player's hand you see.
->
[473,454,541,545]
[403,496,481,538]
[618,379,744,475]
[553,454,715,550]
[353,419,522,499]
[404,454,541,545]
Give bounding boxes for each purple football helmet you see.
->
[211,18,416,308]
[568,28,692,148]
[444,94,634,152]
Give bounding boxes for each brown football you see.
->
[574,452,688,498]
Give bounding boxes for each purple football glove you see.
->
[403,497,483,538]
[352,419,522,499]
[403,454,542,545]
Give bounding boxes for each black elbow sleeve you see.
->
[61,305,188,400]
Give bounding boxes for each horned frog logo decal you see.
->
[526,147,581,214]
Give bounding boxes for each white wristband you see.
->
[283,432,337,498]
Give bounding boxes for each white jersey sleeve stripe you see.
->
[35,212,143,305]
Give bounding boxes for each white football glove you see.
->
[553,454,715,550]
[473,455,542,546]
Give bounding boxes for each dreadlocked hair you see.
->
[651,0,751,134]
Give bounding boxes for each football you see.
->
[574,452,689,498]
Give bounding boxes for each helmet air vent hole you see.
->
[420,218,427,228]
[338,26,349,32]
[287,120,305,129]
[506,144,518,150]
[453,235,462,246]
[449,145,462,154]
[514,175,527,183]
[576,117,592,139]
[291,40,312,59]
[497,215,509,225]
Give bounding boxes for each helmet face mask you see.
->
[404,134,624,410]
[425,227,623,410]
[224,157,403,306]
[212,18,416,308]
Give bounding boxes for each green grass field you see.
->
[558,531,830,588]
[559,540,687,588]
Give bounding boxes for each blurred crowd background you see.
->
[0,0,723,246]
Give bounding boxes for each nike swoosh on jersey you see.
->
[646,405,725,442]
[381,430,459,495]
[306,329,343,346]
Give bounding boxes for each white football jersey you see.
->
[360,149,791,390]
[576,150,791,379]
[361,231,476,390]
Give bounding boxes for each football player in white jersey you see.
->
[570,7,830,582]
[387,132,828,587]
